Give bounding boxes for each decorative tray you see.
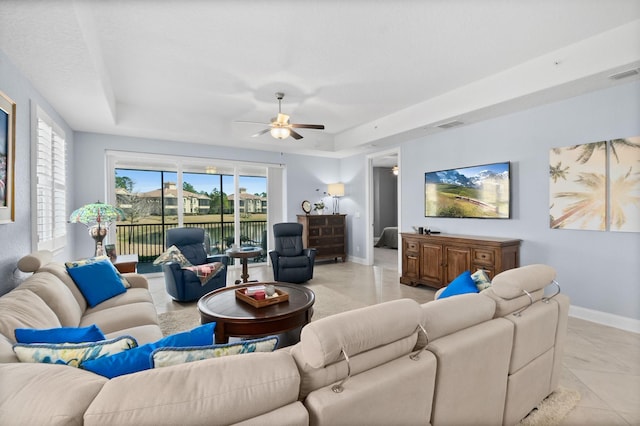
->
[235,288,289,308]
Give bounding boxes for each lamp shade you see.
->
[328,183,345,197]
[69,202,125,226]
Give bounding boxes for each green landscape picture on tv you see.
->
[424,161,511,218]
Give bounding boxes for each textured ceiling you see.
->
[1,0,639,157]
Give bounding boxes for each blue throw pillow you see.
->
[15,325,106,344]
[81,322,216,378]
[66,259,127,307]
[437,270,479,299]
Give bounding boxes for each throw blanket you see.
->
[183,262,224,286]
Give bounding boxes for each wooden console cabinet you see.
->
[400,233,520,289]
[298,214,346,262]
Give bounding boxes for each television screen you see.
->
[424,161,511,218]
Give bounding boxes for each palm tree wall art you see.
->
[549,136,640,232]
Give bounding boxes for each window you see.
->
[107,151,284,272]
[32,106,66,251]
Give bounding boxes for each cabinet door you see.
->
[420,243,443,285]
[402,238,420,281]
[444,246,471,283]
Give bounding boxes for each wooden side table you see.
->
[226,247,263,284]
[112,254,139,273]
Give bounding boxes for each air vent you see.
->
[436,120,464,129]
[608,68,640,80]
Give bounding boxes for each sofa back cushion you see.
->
[420,293,496,342]
[83,351,301,425]
[295,298,422,369]
[491,264,556,299]
[0,363,107,426]
[291,299,426,399]
[37,262,88,312]
[0,334,18,363]
[17,272,83,327]
[0,289,61,343]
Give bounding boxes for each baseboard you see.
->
[569,305,640,334]
[347,255,367,265]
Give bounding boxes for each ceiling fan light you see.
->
[392,165,399,175]
[270,127,290,139]
[276,113,290,124]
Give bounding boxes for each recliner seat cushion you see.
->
[278,256,310,268]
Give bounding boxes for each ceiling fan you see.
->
[243,92,325,140]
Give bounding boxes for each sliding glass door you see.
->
[111,158,271,273]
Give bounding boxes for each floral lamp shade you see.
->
[70,202,125,256]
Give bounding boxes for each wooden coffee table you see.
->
[197,282,315,344]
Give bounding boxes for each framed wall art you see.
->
[0,90,16,224]
[549,137,640,232]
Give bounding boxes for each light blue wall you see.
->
[0,50,75,295]
[347,81,639,320]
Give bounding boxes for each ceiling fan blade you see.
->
[235,120,271,125]
[251,128,271,137]
[290,123,325,130]
[289,129,303,140]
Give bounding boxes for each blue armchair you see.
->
[162,227,229,302]
[269,223,316,284]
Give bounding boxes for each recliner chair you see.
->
[269,223,316,284]
[162,227,229,302]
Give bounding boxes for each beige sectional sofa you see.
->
[0,251,569,426]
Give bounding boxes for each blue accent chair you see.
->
[269,223,316,284]
[162,227,229,302]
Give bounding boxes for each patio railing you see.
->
[115,220,267,264]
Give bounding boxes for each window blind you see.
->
[35,108,66,251]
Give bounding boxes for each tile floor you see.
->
[146,248,639,425]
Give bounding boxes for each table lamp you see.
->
[327,183,345,214]
[69,201,125,256]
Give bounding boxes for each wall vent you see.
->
[436,120,464,129]
[608,68,640,80]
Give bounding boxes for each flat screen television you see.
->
[424,161,511,218]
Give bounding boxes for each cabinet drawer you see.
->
[327,216,344,226]
[309,227,321,237]
[309,217,326,226]
[404,240,419,253]
[473,249,494,265]
[317,246,344,256]
[332,226,345,236]
[309,236,343,246]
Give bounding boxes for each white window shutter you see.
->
[34,108,66,251]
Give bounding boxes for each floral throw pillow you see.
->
[12,335,138,368]
[151,336,279,368]
[471,269,492,291]
[153,245,193,267]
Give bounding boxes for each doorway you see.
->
[367,149,400,269]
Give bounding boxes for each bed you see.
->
[374,227,398,249]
